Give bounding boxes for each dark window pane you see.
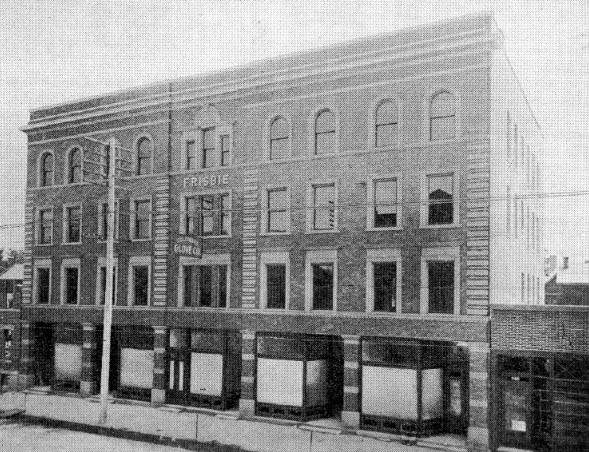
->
[270,117,289,160]
[133,266,149,306]
[183,265,195,307]
[218,265,227,308]
[186,140,196,170]
[65,267,78,304]
[37,268,50,304]
[313,184,335,230]
[268,188,287,232]
[39,209,52,244]
[374,262,396,312]
[266,264,286,309]
[374,179,397,228]
[67,206,81,242]
[312,263,333,310]
[200,196,214,235]
[428,261,454,314]
[430,92,456,141]
[135,200,150,238]
[99,266,116,305]
[220,135,230,166]
[199,266,212,306]
[375,101,398,147]
[202,128,215,168]
[136,138,152,175]
[41,153,53,186]
[185,197,196,235]
[69,148,81,183]
[428,174,454,225]
[220,194,230,235]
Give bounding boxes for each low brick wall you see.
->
[491,304,589,353]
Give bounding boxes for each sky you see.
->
[0,0,588,259]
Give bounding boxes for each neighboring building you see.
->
[18,13,547,451]
[0,264,23,390]
[545,269,589,305]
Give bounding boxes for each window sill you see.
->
[366,226,402,232]
[420,223,460,230]
[61,241,82,245]
[305,229,340,235]
[202,234,231,239]
[35,243,53,247]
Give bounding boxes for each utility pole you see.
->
[99,136,116,424]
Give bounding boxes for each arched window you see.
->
[375,100,398,147]
[314,110,336,155]
[429,91,456,141]
[40,152,54,187]
[269,116,289,160]
[136,137,152,175]
[68,147,82,183]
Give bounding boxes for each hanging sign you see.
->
[174,236,202,257]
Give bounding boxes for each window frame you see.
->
[36,206,54,246]
[261,185,290,235]
[420,170,460,229]
[365,248,402,313]
[127,256,151,307]
[65,145,83,184]
[306,181,338,233]
[372,98,400,150]
[428,90,458,142]
[420,247,460,315]
[60,258,81,305]
[310,107,339,157]
[33,259,52,305]
[181,131,198,171]
[95,257,118,306]
[38,151,55,187]
[62,202,82,244]
[259,251,290,310]
[179,189,232,238]
[134,134,154,176]
[97,199,120,241]
[267,115,292,161]
[177,254,231,309]
[130,197,152,241]
[366,174,402,231]
[305,249,337,312]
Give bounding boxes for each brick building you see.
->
[18,13,546,451]
[0,264,22,389]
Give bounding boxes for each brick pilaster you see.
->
[341,334,361,428]
[238,330,256,417]
[80,323,97,396]
[151,326,168,405]
[18,320,35,389]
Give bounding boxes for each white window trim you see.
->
[179,189,232,238]
[305,249,338,312]
[306,180,339,233]
[369,97,403,151]
[37,150,55,187]
[33,259,52,305]
[259,251,290,310]
[130,196,152,241]
[35,206,54,246]
[420,247,460,315]
[95,257,119,306]
[420,170,460,229]
[133,133,154,176]
[60,258,81,305]
[180,130,198,171]
[217,123,233,167]
[265,114,293,161]
[261,185,291,235]
[127,256,152,307]
[97,199,120,241]
[365,248,402,313]
[308,106,340,157]
[64,145,84,185]
[424,88,462,143]
[177,254,231,309]
[62,202,83,244]
[366,174,403,231]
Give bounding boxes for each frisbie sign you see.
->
[174,236,202,257]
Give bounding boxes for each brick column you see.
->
[151,326,168,406]
[238,330,256,417]
[18,320,35,390]
[80,323,97,396]
[463,341,491,452]
[342,334,361,429]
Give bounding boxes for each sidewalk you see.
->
[0,389,465,452]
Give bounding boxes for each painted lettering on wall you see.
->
[173,236,202,257]
[183,174,229,189]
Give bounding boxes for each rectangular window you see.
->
[312,184,335,230]
[100,201,119,240]
[182,265,228,308]
[65,205,81,243]
[186,139,197,170]
[3,329,12,360]
[266,264,286,309]
[220,135,230,166]
[428,261,454,314]
[36,267,50,304]
[133,265,149,306]
[220,194,230,235]
[427,174,453,225]
[202,127,215,168]
[373,179,398,228]
[201,196,214,235]
[267,188,288,233]
[38,208,53,244]
[5,281,14,308]
[64,267,79,305]
[312,263,333,310]
[98,266,117,305]
[134,200,151,239]
[185,194,230,236]
[373,262,397,312]
[185,197,197,235]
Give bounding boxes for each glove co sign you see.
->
[174,236,202,258]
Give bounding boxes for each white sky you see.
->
[0,0,588,258]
